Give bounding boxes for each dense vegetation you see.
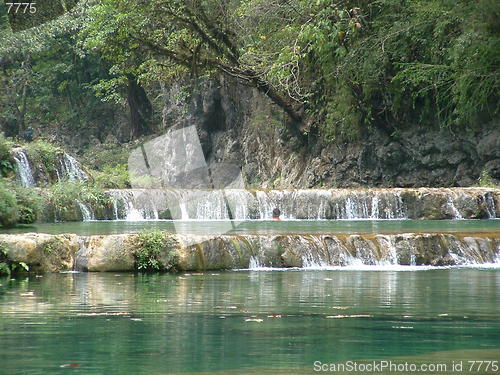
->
[0,0,497,143]
[132,231,179,272]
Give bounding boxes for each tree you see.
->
[80,0,306,135]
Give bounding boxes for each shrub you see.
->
[12,185,42,224]
[0,134,14,177]
[0,243,29,276]
[0,181,19,227]
[47,181,111,220]
[93,164,130,188]
[479,169,498,188]
[132,231,179,272]
[82,143,130,170]
[25,139,60,173]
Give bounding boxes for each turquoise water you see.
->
[2,219,499,235]
[1,270,499,374]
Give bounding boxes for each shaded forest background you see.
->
[0,0,497,169]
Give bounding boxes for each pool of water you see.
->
[2,219,499,236]
[1,270,499,374]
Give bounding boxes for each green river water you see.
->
[2,219,500,236]
[1,270,499,374]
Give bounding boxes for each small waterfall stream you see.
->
[12,148,35,187]
[59,153,89,182]
[77,202,94,221]
[12,147,88,187]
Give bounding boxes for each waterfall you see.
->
[248,256,263,269]
[103,188,498,221]
[484,193,496,219]
[109,190,158,220]
[446,196,463,219]
[59,153,88,182]
[376,235,399,265]
[78,202,94,221]
[2,232,498,272]
[12,148,35,187]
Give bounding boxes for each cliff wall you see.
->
[160,76,499,188]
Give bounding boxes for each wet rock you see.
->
[0,233,78,272]
[0,232,499,272]
[75,235,135,272]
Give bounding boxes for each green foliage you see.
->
[12,185,42,224]
[82,143,131,171]
[0,3,120,141]
[93,164,130,189]
[0,180,19,227]
[0,179,41,226]
[25,140,60,173]
[0,243,29,276]
[0,262,10,276]
[47,181,111,220]
[0,134,14,177]
[0,134,14,162]
[478,170,498,188]
[1,0,498,144]
[132,231,179,272]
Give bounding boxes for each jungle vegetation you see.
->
[0,0,498,142]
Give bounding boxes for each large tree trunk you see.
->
[127,76,152,139]
[16,81,28,135]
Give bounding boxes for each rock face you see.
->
[1,232,498,273]
[75,235,136,272]
[0,233,78,272]
[160,76,499,188]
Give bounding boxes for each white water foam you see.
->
[60,153,88,182]
[12,148,35,187]
[78,202,94,221]
[241,263,500,272]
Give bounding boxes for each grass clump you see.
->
[12,185,42,224]
[0,179,42,227]
[478,169,498,188]
[132,231,179,272]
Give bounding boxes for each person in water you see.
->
[272,208,281,221]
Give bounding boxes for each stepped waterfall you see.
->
[106,188,498,221]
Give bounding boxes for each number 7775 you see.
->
[5,2,37,14]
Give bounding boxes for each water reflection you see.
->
[0,270,499,374]
[3,218,500,236]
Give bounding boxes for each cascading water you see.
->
[484,193,497,219]
[446,196,463,219]
[78,202,94,221]
[12,148,35,187]
[59,153,88,182]
[109,190,159,221]
[104,188,498,221]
